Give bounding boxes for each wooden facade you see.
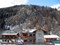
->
[21,31,36,44]
[0,35,17,39]
[21,29,46,44]
[0,33,19,43]
[21,29,59,44]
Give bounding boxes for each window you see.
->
[29,39,35,42]
[6,36,8,38]
[3,36,6,38]
[29,33,32,36]
[33,39,35,42]
[17,33,19,36]
[24,40,27,42]
[11,36,13,38]
[33,33,35,36]
[29,39,32,42]
[23,33,27,36]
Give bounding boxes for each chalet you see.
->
[0,26,59,44]
[0,30,19,43]
[44,35,59,42]
[20,27,60,44]
[21,29,36,44]
[21,27,47,44]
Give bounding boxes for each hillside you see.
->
[0,5,60,36]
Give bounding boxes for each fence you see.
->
[0,42,54,45]
[23,43,54,45]
[0,43,16,45]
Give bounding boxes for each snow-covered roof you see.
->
[22,28,36,33]
[44,35,59,38]
[2,33,18,35]
[1,30,18,35]
[29,28,36,33]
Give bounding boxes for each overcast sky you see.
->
[0,0,60,8]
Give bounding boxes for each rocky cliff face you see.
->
[0,5,60,36]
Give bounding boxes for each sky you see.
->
[0,0,60,8]
[27,0,60,6]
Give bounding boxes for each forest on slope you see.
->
[0,5,60,36]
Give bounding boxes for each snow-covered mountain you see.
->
[51,4,60,11]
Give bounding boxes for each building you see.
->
[0,30,19,43]
[21,29,36,44]
[21,28,47,44]
[20,27,60,44]
[44,35,59,42]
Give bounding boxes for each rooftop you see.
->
[1,30,18,35]
[44,35,59,38]
[2,33,18,35]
